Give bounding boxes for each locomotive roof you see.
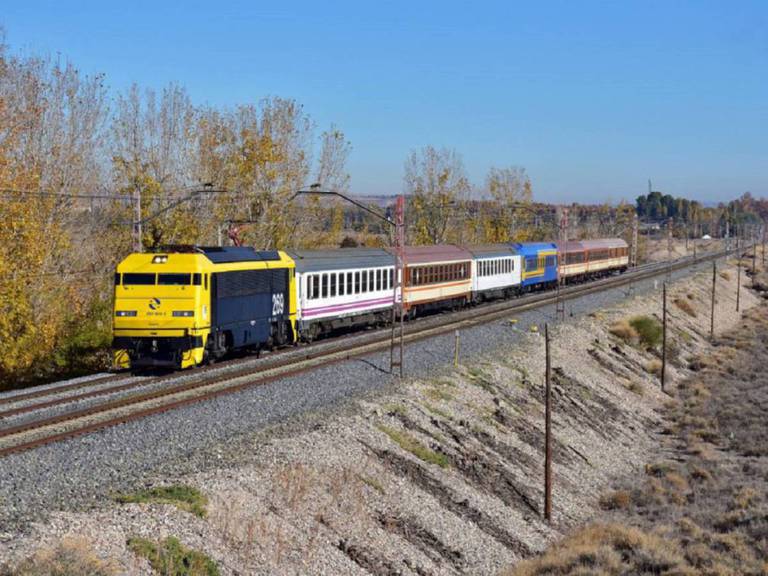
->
[287,248,393,272]
[462,244,519,258]
[385,245,474,264]
[196,246,282,263]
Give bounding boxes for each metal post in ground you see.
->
[710,260,716,341]
[544,323,552,523]
[661,282,667,392]
[453,330,460,367]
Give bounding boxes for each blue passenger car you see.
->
[511,242,559,289]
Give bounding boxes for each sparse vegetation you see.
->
[626,380,644,395]
[598,490,631,510]
[1,538,117,576]
[507,305,768,576]
[359,475,386,495]
[674,297,697,317]
[608,319,637,343]
[114,485,208,518]
[466,367,496,393]
[127,536,219,576]
[377,425,450,468]
[384,403,407,417]
[629,315,663,348]
[425,386,454,402]
[645,359,662,375]
[720,271,732,280]
[507,524,686,576]
[422,402,451,419]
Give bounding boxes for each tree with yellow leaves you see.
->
[404,146,471,245]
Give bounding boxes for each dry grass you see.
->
[1,537,117,576]
[598,490,631,511]
[674,297,697,317]
[506,305,768,576]
[505,524,686,576]
[608,319,637,343]
[645,359,662,375]
[720,271,731,281]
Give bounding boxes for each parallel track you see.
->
[0,249,738,458]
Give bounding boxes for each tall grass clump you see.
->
[629,315,663,349]
[127,536,219,576]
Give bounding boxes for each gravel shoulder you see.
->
[0,256,760,575]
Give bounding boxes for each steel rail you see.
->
[0,247,736,458]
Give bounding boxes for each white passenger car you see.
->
[288,248,396,341]
[466,244,522,302]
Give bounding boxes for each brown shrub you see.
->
[720,271,732,281]
[645,359,663,375]
[1,538,117,576]
[732,487,758,510]
[505,524,685,576]
[609,320,637,343]
[674,297,697,317]
[599,490,632,510]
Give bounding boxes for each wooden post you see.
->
[710,260,716,341]
[737,254,742,312]
[544,323,552,522]
[753,242,757,288]
[667,217,673,280]
[453,330,460,367]
[661,282,667,392]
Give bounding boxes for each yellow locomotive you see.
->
[113,247,296,369]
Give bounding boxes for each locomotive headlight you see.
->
[152,255,168,264]
[172,310,195,317]
[115,310,137,317]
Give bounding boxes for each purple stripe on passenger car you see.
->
[303,296,393,317]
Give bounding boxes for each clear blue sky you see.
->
[3,0,766,204]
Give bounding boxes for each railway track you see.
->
[0,248,738,458]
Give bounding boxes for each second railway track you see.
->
[0,248,736,459]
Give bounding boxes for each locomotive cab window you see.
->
[158,273,191,285]
[123,273,156,285]
[114,273,121,286]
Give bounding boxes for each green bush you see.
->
[127,537,219,576]
[629,316,663,349]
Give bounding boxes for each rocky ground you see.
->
[505,267,768,575]
[0,255,761,575]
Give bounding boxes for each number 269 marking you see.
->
[272,293,285,316]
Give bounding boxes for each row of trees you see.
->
[636,191,765,238]
[0,36,352,385]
